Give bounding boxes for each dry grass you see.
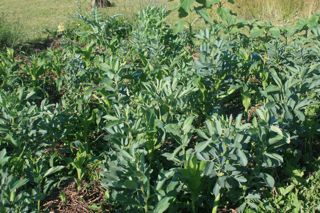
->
[232,0,320,24]
[1,0,320,42]
[42,181,108,213]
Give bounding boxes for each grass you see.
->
[1,0,320,43]
[0,14,21,47]
[0,0,86,42]
[0,0,171,42]
[232,0,320,24]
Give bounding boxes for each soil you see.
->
[42,181,110,213]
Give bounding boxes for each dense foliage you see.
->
[0,5,320,212]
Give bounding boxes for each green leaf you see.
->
[206,120,215,136]
[268,134,284,145]
[103,115,119,121]
[269,27,281,38]
[0,149,9,166]
[307,15,319,29]
[100,63,115,79]
[26,90,36,100]
[279,184,295,196]
[154,197,171,213]
[235,175,247,183]
[165,124,181,137]
[251,27,264,37]
[195,7,213,24]
[212,182,221,196]
[11,178,28,191]
[196,129,209,140]
[264,152,283,166]
[84,87,94,101]
[182,116,195,134]
[294,109,305,121]
[214,119,222,136]
[270,125,283,136]
[179,0,195,17]
[270,69,283,88]
[44,166,65,178]
[294,99,311,110]
[123,180,137,189]
[196,0,220,7]
[237,149,248,166]
[173,20,186,34]
[242,92,251,112]
[260,173,275,188]
[195,140,211,153]
[217,7,236,24]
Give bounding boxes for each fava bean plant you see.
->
[0,3,320,213]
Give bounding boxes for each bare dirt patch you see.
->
[42,181,109,213]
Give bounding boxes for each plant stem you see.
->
[192,196,196,213]
[212,193,221,213]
